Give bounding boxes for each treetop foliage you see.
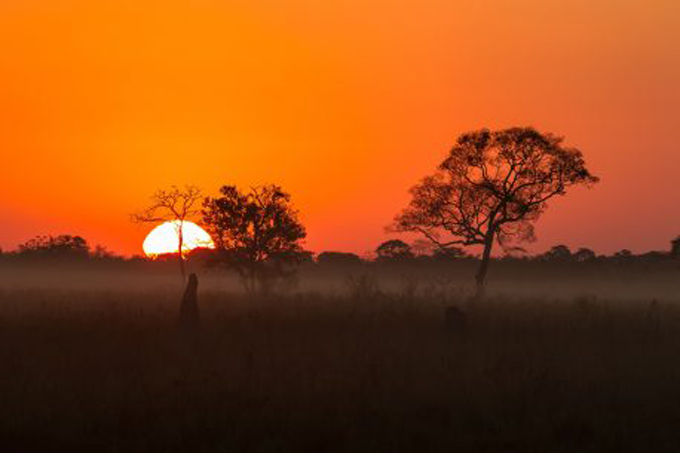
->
[394,127,599,251]
[375,239,414,261]
[202,184,308,293]
[17,235,90,258]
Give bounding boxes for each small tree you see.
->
[132,185,203,279]
[375,239,414,262]
[613,249,633,261]
[574,247,596,262]
[393,127,598,299]
[542,245,572,261]
[317,251,363,267]
[91,245,119,261]
[202,184,307,294]
[671,236,680,259]
[432,247,467,261]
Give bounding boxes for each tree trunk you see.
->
[474,229,495,300]
[239,265,257,295]
[178,255,186,281]
[178,223,186,281]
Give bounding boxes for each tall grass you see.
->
[2,283,680,452]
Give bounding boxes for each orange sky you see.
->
[1,0,679,256]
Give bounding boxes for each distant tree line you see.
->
[3,233,680,268]
[9,127,680,298]
[0,234,123,262]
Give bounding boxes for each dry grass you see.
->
[2,277,680,453]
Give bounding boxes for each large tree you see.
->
[132,185,203,279]
[202,185,307,294]
[393,127,599,298]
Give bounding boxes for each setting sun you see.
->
[142,220,215,258]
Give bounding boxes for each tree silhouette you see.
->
[317,251,363,267]
[91,245,120,261]
[375,239,414,262]
[574,247,596,262]
[132,185,203,279]
[614,249,633,260]
[671,236,680,259]
[543,245,572,261]
[18,234,90,259]
[432,246,467,261]
[393,127,599,299]
[202,184,307,294]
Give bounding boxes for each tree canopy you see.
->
[202,185,307,294]
[317,251,363,267]
[17,235,90,259]
[375,239,414,261]
[393,127,599,297]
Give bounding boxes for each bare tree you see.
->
[132,185,203,279]
[393,127,599,299]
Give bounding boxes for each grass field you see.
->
[2,266,680,452]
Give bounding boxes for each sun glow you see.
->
[142,221,215,258]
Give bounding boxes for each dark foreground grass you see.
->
[1,289,680,452]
